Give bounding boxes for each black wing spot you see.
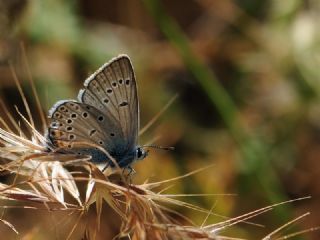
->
[66,126,73,131]
[71,113,77,118]
[51,122,57,127]
[69,134,75,140]
[70,103,74,107]
[50,130,56,136]
[119,101,128,107]
[89,129,97,136]
[125,79,130,85]
[107,89,113,94]
[60,106,66,111]
[103,98,109,103]
[82,112,88,118]
[99,141,103,145]
[112,81,117,87]
[54,112,61,118]
[75,105,79,110]
[119,79,123,84]
[110,133,115,137]
[67,144,72,149]
[67,119,73,124]
[86,106,91,110]
[98,116,104,121]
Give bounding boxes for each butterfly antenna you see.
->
[142,144,174,151]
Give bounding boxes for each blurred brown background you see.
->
[0,0,319,239]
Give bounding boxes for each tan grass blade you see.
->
[262,212,310,240]
[139,93,178,136]
[20,42,48,133]
[0,218,19,235]
[0,99,23,135]
[9,63,35,130]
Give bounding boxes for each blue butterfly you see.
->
[47,55,148,170]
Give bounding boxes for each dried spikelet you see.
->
[0,106,221,238]
[0,65,317,239]
[0,108,317,239]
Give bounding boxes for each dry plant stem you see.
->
[9,63,35,130]
[20,42,48,133]
[275,226,320,240]
[262,212,310,240]
[139,93,178,136]
[0,217,19,235]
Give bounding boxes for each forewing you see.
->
[78,55,139,151]
[48,100,125,160]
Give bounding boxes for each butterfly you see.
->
[47,55,148,170]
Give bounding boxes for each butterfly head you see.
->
[136,147,149,161]
[137,145,174,161]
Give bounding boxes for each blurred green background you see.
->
[0,0,319,239]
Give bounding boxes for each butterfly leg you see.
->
[121,166,135,184]
[127,166,136,175]
[122,165,136,176]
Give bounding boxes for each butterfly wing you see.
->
[48,55,139,167]
[78,55,139,154]
[48,100,125,163]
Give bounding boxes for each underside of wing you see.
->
[78,55,139,151]
[48,100,125,163]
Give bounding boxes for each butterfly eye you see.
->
[136,148,147,160]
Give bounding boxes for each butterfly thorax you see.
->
[108,146,147,168]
